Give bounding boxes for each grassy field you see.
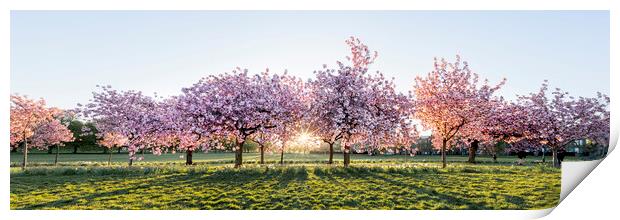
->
[10,164,559,210]
[10,152,561,210]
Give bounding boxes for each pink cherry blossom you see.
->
[10,94,72,169]
[412,55,505,168]
[80,85,160,165]
[515,81,609,167]
[308,37,417,167]
[178,67,307,167]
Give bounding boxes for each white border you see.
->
[1,1,617,220]
[0,0,613,10]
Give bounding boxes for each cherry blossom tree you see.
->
[308,37,415,167]
[10,94,64,169]
[51,110,81,163]
[80,85,160,165]
[457,113,493,163]
[30,119,74,165]
[273,122,301,165]
[474,101,531,162]
[180,68,305,167]
[307,38,375,165]
[517,81,610,167]
[99,132,128,165]
[164,96,205,165]
[412,56,505,168]
[455,97,526,163]
[268,74,307,165]
[134,95,181,162]
[361,72,418,155]
[578,92,610,152]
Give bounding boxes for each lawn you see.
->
[10,161,560,210]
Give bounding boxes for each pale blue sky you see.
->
[11,11,609,109]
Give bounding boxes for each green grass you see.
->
[10,163,560,210]
[11,152,571,167]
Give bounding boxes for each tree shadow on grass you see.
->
[15,167,313,210]
[360,171,495,210]
[17,174,185,209]
[13,167,528,210]
[311,167,352,189]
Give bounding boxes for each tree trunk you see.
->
[234,140,244,168]
[328,142,334,164]
[468,140,479,163]
[260,145,265,164]
[280,141,288,165]
[441,139,447,168]
[22,137,28,170]
[117,147,122,154]
[186,150,193,165]
[54,145,60,165]
[108,149,113,166]
[541,148,546,163]
[128,147,133,166]
[73,145,78,154]
[343,144,351,167]
[552,148,561,168]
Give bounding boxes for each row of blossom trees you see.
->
[76,37,415,168]
[10,37,610,168]
[413,56,609,168]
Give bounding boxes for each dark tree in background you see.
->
[64,120,99,153]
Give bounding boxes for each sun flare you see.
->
[287,130,321,153]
